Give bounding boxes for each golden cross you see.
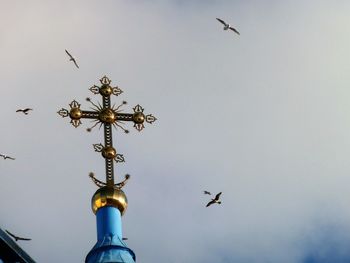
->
[58,76,156,187]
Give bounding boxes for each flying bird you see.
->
[16,108,33,115]
[216,18,240,35]
[5,230,31,242]
[0,154,15,160]
[65,49,79,68]
[206,192,222,207]
[203,191,211,195]
[122,237,128,241]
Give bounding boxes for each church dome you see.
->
[91,187,128,215]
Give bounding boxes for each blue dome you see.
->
[85,235,135,263]
[86,206,135,263]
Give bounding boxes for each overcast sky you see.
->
[1,1,350,262]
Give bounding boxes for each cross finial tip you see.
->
[100,75,111,85]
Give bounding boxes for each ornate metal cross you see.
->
[58,76,156,187]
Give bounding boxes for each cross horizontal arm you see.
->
[81,111,100,119]
[116,113,134,122]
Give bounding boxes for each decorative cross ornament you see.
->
[58,76,156,187]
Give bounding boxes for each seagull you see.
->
[0,154,15,160]
[122,237,128,241]
[206,192,222,207]
[216,18,240,35]
[5,230,31,242]
[16,108,33,115]
[203,190,211,195]
[65,49,79,68]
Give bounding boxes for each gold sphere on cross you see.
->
[69,108,82,120]
[99,109,116,123]
[102,146,117,159]
[132,112,145,124]
[99,85,113,97]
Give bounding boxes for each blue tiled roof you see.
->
[0,228,35,263]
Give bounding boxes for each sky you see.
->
[1,0,350,262]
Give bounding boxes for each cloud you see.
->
[301,222,350,263]
[1,0,350,262]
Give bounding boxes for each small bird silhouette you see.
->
[206,192,222,207]
[122,237,128,241]
[216,18,240,35]
[65,49,79,68]
[16,108,33,115]
[203,190,211,195]
[5,230,31,242]
[0,154,15,160]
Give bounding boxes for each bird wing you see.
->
[7,156,15,160]
[214,192,222,200]
[24,108,33,112]
[229,26,240,35]
[204,191,211,195]
[216,18,227,26]
[16,109,22,112]
[0,154,5,158]
[206,200,215,207]
[17,237,31,241]
[5,230,17,239]
[65,49,73,59]
[73,59,79,69]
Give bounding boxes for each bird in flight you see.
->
[122,237,128,241]
[65,49,79,68]
[206,192,222,207]
[216,18,240,35]
[5,230,31,242]
[16,108,33,115]
[203,190,211,195]
[0,154,15,160]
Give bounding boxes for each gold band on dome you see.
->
[91,186,128,215]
